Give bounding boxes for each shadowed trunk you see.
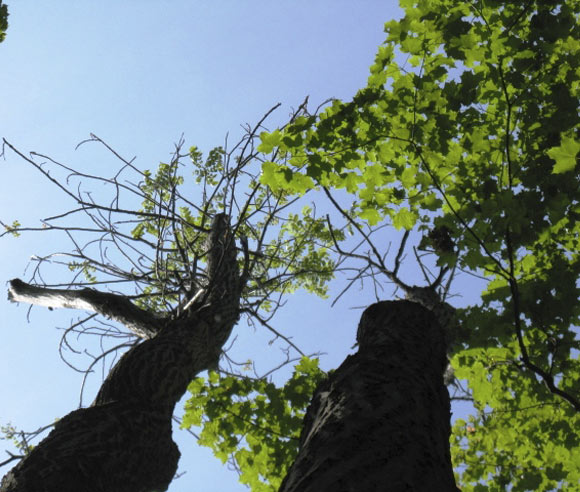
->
[279,300,459,492]
[1,214,242,492]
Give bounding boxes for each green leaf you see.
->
[400,166,416,188]
[358,207,382,225]
[548,136,580,174]
[392,207,416,230]
[260,161,285,192]
[3,219,21,237]
[131,222,145,239]
[258,130,282,154]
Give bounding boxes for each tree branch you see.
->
[8,279,164,339]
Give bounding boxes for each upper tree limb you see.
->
[8,278,164,339]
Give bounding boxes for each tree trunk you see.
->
[1,214,242,492]
[0,309,231,492]
[278,300,459,492]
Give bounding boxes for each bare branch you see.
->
[8,279,164,339]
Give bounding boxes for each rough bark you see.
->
[1,214,242,492]
[278,300,459,492]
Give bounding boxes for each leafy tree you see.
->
[1,106,458,490]
[1,109,458,490]
[0,105,342,490]
[253,0,580,490]
[2,0,579,490]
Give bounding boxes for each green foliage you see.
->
[0,2,8,44]
[124,144,338,314]
[2,219,21,237]
[189,145,224,186]
[257,0,580,489]
[68,260,97,284]
[0,423,29,454]
[452,347,580,491]
[271,206,340,297]
[7,2,575,488]
[182,357,326,491]
[548,135,580,174]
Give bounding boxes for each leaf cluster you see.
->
[0,1,8,44]
[181,357,326,491]
[452,345,580,491]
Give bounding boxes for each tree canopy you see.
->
[253,0,580,490]
[2,1,579,491]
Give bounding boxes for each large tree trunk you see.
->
[1,214,243,492]
[279,300,459,492]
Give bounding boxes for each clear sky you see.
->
[0,2,478,491]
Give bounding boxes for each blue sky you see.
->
[0,3,478,491]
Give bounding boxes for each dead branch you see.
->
[8,279,164,339]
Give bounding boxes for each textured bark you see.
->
[1,214,242,492]
[279,300,459,492]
